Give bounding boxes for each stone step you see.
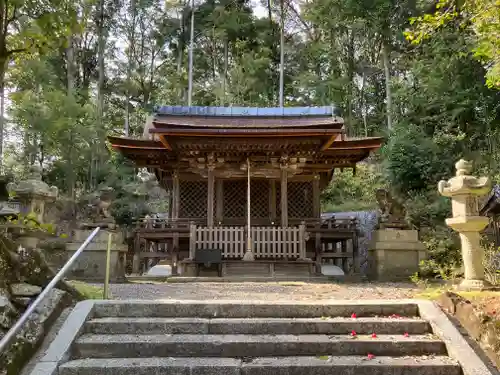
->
[85,317,431,335]
[73,334,447,359]
[59,356,462,375]
[92,301,419,318]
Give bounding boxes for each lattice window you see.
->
[223,180,246,218]
[179,181,207,218]
[288,181,313,218]
[223,180,270,218]
[251,180,269,218]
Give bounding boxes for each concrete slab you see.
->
[241,356,462,375]
[73,333,446,358]
[58,356,462,375]
[91,299,421,318]
[85,316,431,335]
[39,300,95,363]
[25,362,59,375]
[417,300,499,375]
[59,357,242,375]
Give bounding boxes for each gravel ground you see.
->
[94,282,419,301]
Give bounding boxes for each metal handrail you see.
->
[0,227,101,354]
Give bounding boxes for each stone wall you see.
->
[438,291,500,370]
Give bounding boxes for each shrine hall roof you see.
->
[151,105,344,130]
[154,105,341,117]
[108,105,382,170]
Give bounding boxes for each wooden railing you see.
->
[189,224,307,259]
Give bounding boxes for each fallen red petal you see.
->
[351,313,357,318]
[371,333,377,338]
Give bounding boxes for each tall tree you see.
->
[0,0,73,167]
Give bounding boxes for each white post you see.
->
[243,157,255,261]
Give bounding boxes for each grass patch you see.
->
[413,285,500,300]
[413,286,447,300]
[68,280,106,299]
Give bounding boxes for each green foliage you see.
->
[418,227,462,280]
[68,280,107,299]
[5,213,58,235]
[382,125,453,194]
[321,164,385,212]
[483,242,500,285]
[405,190,451,229]
[406,0,500,88]
[382,126,458,195]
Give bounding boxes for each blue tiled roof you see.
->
[154,105,340,117]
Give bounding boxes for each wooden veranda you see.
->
[110,106,382,278]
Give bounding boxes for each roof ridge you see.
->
[153,105,341,117]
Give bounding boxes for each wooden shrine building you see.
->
[108,106,383,278]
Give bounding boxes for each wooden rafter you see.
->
[159,135,172,150]
[320,135,337,151]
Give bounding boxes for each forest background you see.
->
[1,0,500,280]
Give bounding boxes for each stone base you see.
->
[367,229,426,281]
[457,278,493,291]
[179,259,315,278]
[65,229,128,282]
[242,251,255,261]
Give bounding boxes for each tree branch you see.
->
[7,46,28,56]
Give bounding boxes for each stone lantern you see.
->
[7,165,58,224]
[438,159,491,290]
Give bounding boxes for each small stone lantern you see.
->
[8,166,58,224]
[438,159,491,290]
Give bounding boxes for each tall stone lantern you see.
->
[438,159,491,290]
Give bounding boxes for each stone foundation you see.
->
[65,229,127,282]
[367,229,426,281]
[179,259,315,278]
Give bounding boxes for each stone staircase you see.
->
[32,300,493,375]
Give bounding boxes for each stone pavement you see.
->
[93,281,418,301]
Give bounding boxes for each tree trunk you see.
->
[278,0,285,107]
[66,33,76,199]
[94,0,106,189]
[346,29,355,136]
[0,62,4,173]
[382,40,392,132]
[361,71,368,137]
[222,38,228,105]
[125,0,137,136]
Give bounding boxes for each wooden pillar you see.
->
[269,180,277,223]
[280,168,288,227]
[216,179,224,224]
[132,233,141,274]
[312,174,320,219]
[207,167,215,227]
[172,172,180,273]
[172,172,180,220]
